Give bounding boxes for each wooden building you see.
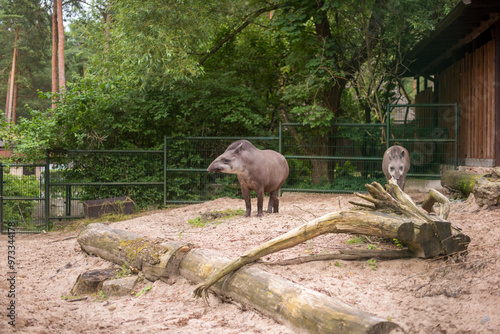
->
[407,0,500,167]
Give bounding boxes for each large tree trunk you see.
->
[193,180,470,303]
[56,0,65,91]
[77,223,405,334]
[12,82,18,123]
[51,0,58,108]
[5,33,18,123]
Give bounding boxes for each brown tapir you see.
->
[382,145,410,190]
[207,140,289,217]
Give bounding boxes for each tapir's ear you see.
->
[400,150,405,158]
[235,143,244,154]
[387,151,392,160]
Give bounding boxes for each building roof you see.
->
[406,0,500,77]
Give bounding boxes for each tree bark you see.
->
[77,223,405,334]
[70,268,119,295]
[56,0,65,91]
[192,180,470,303]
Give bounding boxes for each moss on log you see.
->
[441,170,484,196]
[77,223,192,281]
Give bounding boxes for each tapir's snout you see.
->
[207,162,222,173]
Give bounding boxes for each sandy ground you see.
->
[1,190,499,334]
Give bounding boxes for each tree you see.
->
[269,0,456,184]
[0,0,53,123]
[1,0,458,165]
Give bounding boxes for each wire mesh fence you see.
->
[165,137,279,204]
[2,105,457,233]
[281,123,386,193]
[47,150,164,221]
[0,164,47,233]
[387,104,458,178]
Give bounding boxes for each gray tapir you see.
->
[207,140,289,217]
[382,145,410,190]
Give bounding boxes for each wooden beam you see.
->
[421,13,500,75]
[495,21,500,166]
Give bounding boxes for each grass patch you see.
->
[188,208,245,227]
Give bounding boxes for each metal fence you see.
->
[280,122,386,193]
[387,104,458,178]
[1,104,458,233]
[0,163,47,233]
[164,137,279,204]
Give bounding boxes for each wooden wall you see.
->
[437,39,496,161]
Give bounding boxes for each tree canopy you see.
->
[0,0,457,163]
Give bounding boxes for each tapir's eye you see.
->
[222,159,230,164]
[390,167,395,171]
[400,166,404,171]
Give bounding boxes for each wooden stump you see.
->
[474,168,500,206]
[71,268,118,295]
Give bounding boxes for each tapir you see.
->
[207,140,289,217]
[382,145,410,190]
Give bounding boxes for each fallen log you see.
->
[441,168,500,206]
[181,248,404,334]
[77,223,405,333]
[260,249,415,266]
[77,223,192,282]
[192,180,470,305]
[441,170,484,196]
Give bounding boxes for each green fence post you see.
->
[0,162,3,233]
[45,151,50,230]
[164,136,167,207]
[386,104,391,149]
[66,185,71,216]
[279,122,282,154]
[454,103,458,170]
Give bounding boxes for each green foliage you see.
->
[393,238,404,248]
[346,236,367,245]
[2,173,41,229]
[117,264,133,278]
[50,150,164,210]
[0,0,52,119]
[366,259,377,271]
[134,284,152,297]
[188,209,245,227]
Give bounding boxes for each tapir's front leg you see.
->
[241,185,252,217]
[256,187,265,217]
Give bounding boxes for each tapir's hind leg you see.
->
[268,190,279,213]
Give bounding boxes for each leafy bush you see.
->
[2,173,41,229]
